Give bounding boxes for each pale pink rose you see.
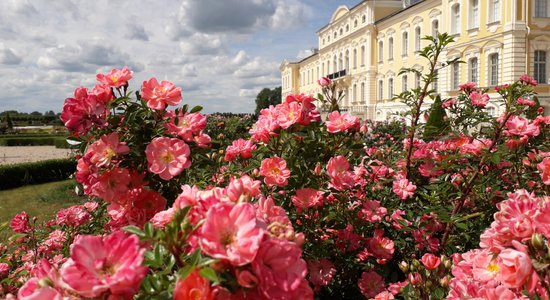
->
[534,201,550,238]
[150,207,176,228]
[442,98,457,108]
[86,132,130,167]
[250,106,280,143]
[291,188,324,209]
[307,258,336,288]
[226,175,261,202]
[277,101,302,129]
[146,137,191,180]
[91,167,132,202]
[517,97,536,107]
[10,211,30,233]
[141,77,182,110]
[496,247,533,289]
[420,253,441,270]
[284,93,321,126]
[164,110,207,141]
[392,178,416,200]
[373,291,395,300]
[317,76,331,87]
[260,157,291,187]
[18,278,63,300]
[173,270,213,300]
[60,231,148,298]
[481,285,520,300]
[0,262,9,275]
[519,74,538,86]
[358,200,387,223]
[470,91,490,108]
[44,230,67,251]
[459,82,477,93]
[199,202,264,266]
[326,111,360,133]
[504,116,540,138]
[358,271,385,299]
[96,66,133,88]
[327,155,355,190]
[90,84,114,104]
[224,138,257,161]
[252,237,308,299]
[537,157,550,185]
[367,229,395,260]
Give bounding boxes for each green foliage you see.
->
[254,86,282,115]
[0,136,68,146]
[0,159,76,190]
[423,95,449,140]
[204,113,256,149]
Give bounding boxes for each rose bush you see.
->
[1,33,549,299]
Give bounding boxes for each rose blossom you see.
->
[173,270,213,300]
[421,253,441,270]
[224,138,257,162]
[496,247,533,289]
[504,115,540,138]
[60,231,148,298]
[141,78,182,110]
[538,157,550,185]
[392,178,417,200]
[18,278,63,300]
[291,188,324,209]
[519,74,538,86]
[199,202,264,266]
[326,111,360,133]
[308,258,336,288]
[317,77,331,87]
[10,211,30,233]
[96,66,133,88]
[252,237,310,299]
[146,137,191,180]
[86,132,130,167]
[358,271,385,299]
[260,157,291,187]
[470,91,490,108]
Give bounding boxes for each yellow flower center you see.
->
[487,261,499,273]
[161,152,174,163]
[110,75,118,83]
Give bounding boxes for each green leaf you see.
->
[144,222,154,238]
[123,225,146,238]
[9,233,27,242]
[187,249,201,266]
[178,265,194,280]
[199,267,220,283]
[455,222,468,230]
[190,105,203,113]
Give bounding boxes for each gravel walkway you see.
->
[0,146,74,165]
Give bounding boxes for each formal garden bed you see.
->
[1,34,549,299]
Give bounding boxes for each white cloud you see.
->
[0,46,22,65]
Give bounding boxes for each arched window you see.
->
[469,57,478,83]
[361,46,366,66]
[362,15,366,23]
[469,0,479,28]
[489,53,499,86]
[415,27,421,51]
[345,50,350,70]
[378,41,384,62]
[388,78,394,98]
[534,50,547,84]
[361,82,365,102]
[402,32,408,56]
[354,19,358,28]
[333,55,337,73]
[353,84,357,102]
[379,80,384,100]
[402,75,408,92]
[353,49,357,69]
[451,4,460,34]
[388,37,394,60]
[432,20,439,37]
[452,62,460,90]
[339,53,343,71]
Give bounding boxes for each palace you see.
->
[280,0,550,120]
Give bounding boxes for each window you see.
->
[346,25,349,32]
[402,75,408,92]
[362,15,366,23]
[469,57,478,83]
[339,53,343,71]
[432,20,439,37]
[469,0,479,29]
[388,78,394,98]
[340,28,343,35]
[361,82,365,102]
[378,41,384,62]
[354,19,358,28]
[415,73,421,88]
[334,32,337,39]
[361,46,366,66]
[345,50,349,70]
[489,0,500,22]
[452,63,460,90]
[415,27,421,51]
[321,63,325,76]
[379,80,384,100]
[489,53,499,86]
[535,50,547,84]
[451,4,460,34]
[389,37,394,60]
[535,0,548,18]
[353,84,357,102]
[402,32,408,56]
[333,56,337,73]
[353,49,357,69]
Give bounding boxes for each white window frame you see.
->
[469,0,479,29]
[534,50,547,84]
[489,53,499,86]
[402,31,408,56]
[451,4,460,34]
[488,0,500,23]
[469,57,479,83]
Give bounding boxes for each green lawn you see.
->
[0,180,84,226]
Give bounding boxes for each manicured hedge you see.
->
[0,137,72,147]
[0,159,76,190]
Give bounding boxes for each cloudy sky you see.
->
[0,0,358,114]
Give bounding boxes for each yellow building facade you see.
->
[280,0,550,120]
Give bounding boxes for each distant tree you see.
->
[255,86,282,115]
[45,110,56,116]
[5,113,13,129]
[30,111,42,116]
[423,95,449,140]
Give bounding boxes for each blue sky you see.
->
[0,0,359,114]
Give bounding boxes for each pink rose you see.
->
[146,137,191,180]
[317,76,332,87]
[141,77,182,110]
[496,248,532,289]
[10,211,30,233]
[260,157,291,187]
[96,66,133,88]
[421,253,441,270]
[470,91,490,108]
[173,270,213,300]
